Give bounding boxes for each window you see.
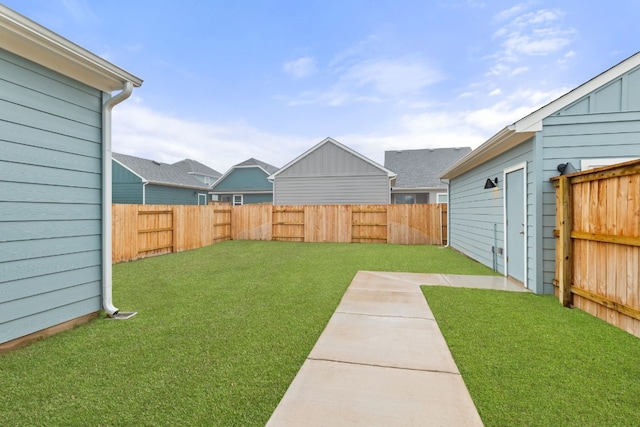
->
[233,195,243,206]
[436,193,448,204]
[220,195,232,204]
[204,176,211,185]
[394,194,415,204]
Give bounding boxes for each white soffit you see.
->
[0,5,142,92]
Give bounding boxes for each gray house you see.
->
[210,158,279,205]
[385,147,471,204]
[0,5,142,349]
[113,153,211,205]
[172,158,222,187]
[269,137,396,205]
[441,51,640,295]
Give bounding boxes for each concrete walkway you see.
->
[266,271,528,427]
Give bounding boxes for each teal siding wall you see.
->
[213,167,272,191]
[539,111,640,294]
[449,139,535,289]
[243,193,273,204]
[0,48,103,344]
[145,185,203,205]
[112,161,143,203]
[450,64,640,295]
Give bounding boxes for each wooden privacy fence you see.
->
[113,203,447,263]
[552,159,640,337]
[112,204,231,263]
[231,204,447,244]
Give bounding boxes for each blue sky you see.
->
[4,0,640,173]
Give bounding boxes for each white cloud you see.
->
[112,104,317,172]
[493,8,575,61]
[282,56,443,107]
[283,56,317,79]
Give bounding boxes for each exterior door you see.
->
[505,166,526,284]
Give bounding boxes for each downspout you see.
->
[102,82,134,316]
[441,179,451,248]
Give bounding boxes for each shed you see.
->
[269,137,396,205]
[0,5,142,349]
[210,158,278,205]
[112,153,211,205]
[441,52,640,294]
[385,147,471,204]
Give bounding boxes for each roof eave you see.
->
[440,126,536,180]
[0,5,142,92]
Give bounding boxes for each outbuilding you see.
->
[0,6,142,349]
[441,52,640,294]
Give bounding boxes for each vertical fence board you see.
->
[552,159,640,338]
[113,203,448,263]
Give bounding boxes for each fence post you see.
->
[557,176,573,307]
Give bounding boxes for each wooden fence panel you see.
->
[387,204,446,245]
[113,202,448,263]
[304,205,352,242]
[272,206,304,241]
[351,205,387,243]
[112,204,138,263]
[231,204,271,241]
[137,208,173,257]
[553,159,640,338]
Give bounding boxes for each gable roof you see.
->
[210,158,278,191]
[441,51,640,180]
[113,153,210,190]
[385,147,472,189]
[268,137,396,180]
[234,158,279,175]
[172,159,222,178]
[0,5,142,92]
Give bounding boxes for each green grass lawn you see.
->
[0,241,493,426]
[421,286,640,427]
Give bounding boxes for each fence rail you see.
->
[113,203,447,263]
[552,159,640,338]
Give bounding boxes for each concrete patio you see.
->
[266,271,527,427]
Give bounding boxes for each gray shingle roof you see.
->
[113,153,210,189]
[172,159,222,178]
[384,147,472,189]
[234,158,279,175]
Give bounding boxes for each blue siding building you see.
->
[210,158,278,205]
[113,153,212,205]
[0,6,142,349]
[442,52,640,295]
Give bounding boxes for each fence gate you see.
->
[272,207,304,242]
[351,207,387,243]
[137,209,174,256]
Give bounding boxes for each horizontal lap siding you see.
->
[0,48,103,344]
[541,112,640,296]
[274,175,390,205]
[449,139,534,279]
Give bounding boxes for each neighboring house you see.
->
[0,5,142,349]
[385,147,471,204]
[172,158,222,187]
[441,51,640,295]
[210,158,278,205]
[269,137,396,205]
[112,153,211,205]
